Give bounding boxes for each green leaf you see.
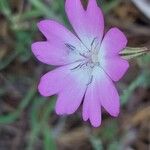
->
[90,136,103,150]
[121,73,147,105]
[0,51,19,71]
[19,85,36,110]
[19,10,44,20]
[0,111,20,124]
[43,126,57,150]
[0,0,11,18]
[27,97,45,150]
[108,141,119,150]
[101,0,121,13]
[100,121,118,141]
[0,84,36,124]
[29,0,52,17]
[42,96,56,123]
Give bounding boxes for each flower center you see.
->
[65,37,101,71]
[65,38,101,85]
[89,50,100,65]
[79,37,100,68]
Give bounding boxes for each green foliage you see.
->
[108,141,120,150]
[90,136,103,150]
[121,71,150,105]
[98,0,121,13]
[27,97,56,150]
[0,0,12,18]
[101,121,118,141]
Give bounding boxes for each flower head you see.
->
[31,0,129,127]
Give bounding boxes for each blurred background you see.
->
[0,0,150,150]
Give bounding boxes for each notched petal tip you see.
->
[31,43,41,60]
[37,20,56,34]
[90,116,102,128]
[122,60,130,74]
[37,20,48,30]
[105,103,120,117]
[55,102,66,116]
[90,113,102,128]
[38,78,50,97]
[31,42,39,54]
[91,120,101,128]
[113,59,130,82]
[31,42,45,63]
[82,113,89,122]
[82,117,101,128]
[65,107,76,115]
[31,43,36,53]
[112,27,128,47]
[55,106,74,116]
[55,109,64,116]
[109,109,120,117]
[87,0,98,9]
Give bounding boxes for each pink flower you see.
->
[31,0,129,127]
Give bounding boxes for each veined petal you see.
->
[93,67,120,117]
[55,66,90,115]
[100,56,129,81]
[86,0,104,42]
[32,41,83,66]
[99,27,127,58]
[37,20,76,42]
[32,41,68,65]
[65,0,104,48]
[38,65,71,97]
[99,27,129,81]
[37,20,86,53]
[38,63,84,97]
[83,81,101,127]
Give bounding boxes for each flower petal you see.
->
[55,66,89,115]
[99,27,129,81]
[32,41,69,65]
[37,20,86,53]
[38,65,71,97]
[38,63,85,97]
[83,81,101,127]
[99,27,127,58]
[32,41,83,66]
[33,20,87,65]
[65,0,104,48]
[93,67,120,117]
[100,56,129,81]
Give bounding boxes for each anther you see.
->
[65,43,76,51]
[70,64,81,70]
[79,52,87,58]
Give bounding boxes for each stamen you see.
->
[79,52,87,58]
[91,37,97,47]
[65,43,76,51]
[87,75,93,86]
[70,64,82,70]
[70,62,84,70]
[79,63,86,68]
[71,61,88,70]
[69,37,100,73]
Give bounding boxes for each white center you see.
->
[79,37,100,68]
[65,37,101,85]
